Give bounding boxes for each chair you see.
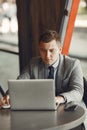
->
[83,77,87,107]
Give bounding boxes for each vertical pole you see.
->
[62,0,80,55]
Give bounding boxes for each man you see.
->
[0,30,84,106]
[17,29,84,105]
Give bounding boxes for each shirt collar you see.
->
[52,58,59,69]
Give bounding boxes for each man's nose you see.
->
[46,51,51,58]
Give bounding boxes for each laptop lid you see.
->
[8,79,57,110]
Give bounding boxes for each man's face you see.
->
[39,40,62,65]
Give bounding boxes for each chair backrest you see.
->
[83,77,87,107]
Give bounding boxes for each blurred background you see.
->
[0,0,87,90]
[69,0,87,79]
[0,0,19,91]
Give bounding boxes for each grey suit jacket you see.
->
[18,54,84,103]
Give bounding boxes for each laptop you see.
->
[8,79,58,110]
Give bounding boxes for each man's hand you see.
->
[0,95,10,108]
[55,96,65,105]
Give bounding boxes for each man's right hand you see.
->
[0,95,10,108]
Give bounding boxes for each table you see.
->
[0,105,86,130]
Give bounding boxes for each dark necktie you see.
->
[48,66,54,79]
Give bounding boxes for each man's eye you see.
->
[50,49,55,53]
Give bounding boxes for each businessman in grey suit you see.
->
[0,29,85,106]
[17,30,84,105]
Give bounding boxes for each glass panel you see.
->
[69,0,87,78]
[0,0,19,92]
[0,0,18,53]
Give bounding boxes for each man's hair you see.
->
[39,30,61,46]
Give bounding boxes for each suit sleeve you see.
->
[61,59,84,103]
[17,57,39,79]
[17,63,31,79]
